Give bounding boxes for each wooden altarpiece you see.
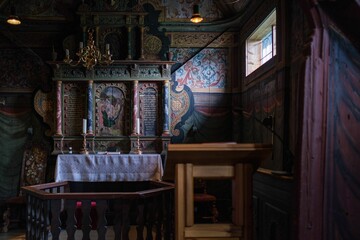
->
[47,61,173,154]
[40,2,174,154]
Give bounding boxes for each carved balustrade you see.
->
[22,181,174,240]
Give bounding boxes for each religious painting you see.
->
[99,28,127,60]
[95,83,127,136]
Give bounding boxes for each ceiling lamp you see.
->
[7,4,21,25]
[190,4,203,23]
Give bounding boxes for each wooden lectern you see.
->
[164,143,272,240]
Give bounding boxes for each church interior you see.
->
[0,0,359,239]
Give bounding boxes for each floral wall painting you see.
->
[170,47,230,143]
[95,85,126,136]
[163,0,222,22]
[174,48,228,93]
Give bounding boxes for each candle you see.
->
[79,42,83,49]
[136,118,140,134]
[106,44,110,54]
[82,119,87,134]
[65,49,69,57]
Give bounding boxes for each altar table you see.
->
[55,154,163,182]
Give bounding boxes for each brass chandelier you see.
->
[64,29,113,70]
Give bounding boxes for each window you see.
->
[246,9,276,76]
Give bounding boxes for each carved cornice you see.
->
[48,61,174,81]
[167,32,235,48]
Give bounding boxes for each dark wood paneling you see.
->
[253,170,293,240]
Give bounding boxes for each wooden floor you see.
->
[0,228,25,240]
[0,226,147,240]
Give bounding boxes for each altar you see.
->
[55,154,163,182]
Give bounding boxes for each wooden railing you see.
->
[21,181,174,240]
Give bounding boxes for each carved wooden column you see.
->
[162,79,170,136]
[132,80,139,135]
[126,16,132,60]
[81,26,86,43]
[87,80,93,135]
[55,80,63,136]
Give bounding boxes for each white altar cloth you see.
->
[55,154,163,182]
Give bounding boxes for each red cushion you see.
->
[194,193,216,202]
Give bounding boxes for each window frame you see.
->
[245,9,277,78]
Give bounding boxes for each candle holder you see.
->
[134,134,142,155]
[64,29,113,70]
[80,133,89,154]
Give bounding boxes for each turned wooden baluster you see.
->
[50,199,62,240]
[65,200,77,240]
[95,200,108,240]
[164,191,175,240]
[35,200,49,239]
[27,195,36,239]
[121,201,131,240]
[113,199,132,240]
[81,200,92,240]
[136,199,145,240]
[146,198,156,240]
[155,195,163,240]
[26,196,32,239]
[113,199,122,240]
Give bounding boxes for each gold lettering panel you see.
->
[63,82,86,136]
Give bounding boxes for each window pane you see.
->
[261,32,273,64]
[245,9,276,76]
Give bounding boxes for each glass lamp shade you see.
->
[190,4,203,23]
[7,15,21,25]
[7,6,21,25]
